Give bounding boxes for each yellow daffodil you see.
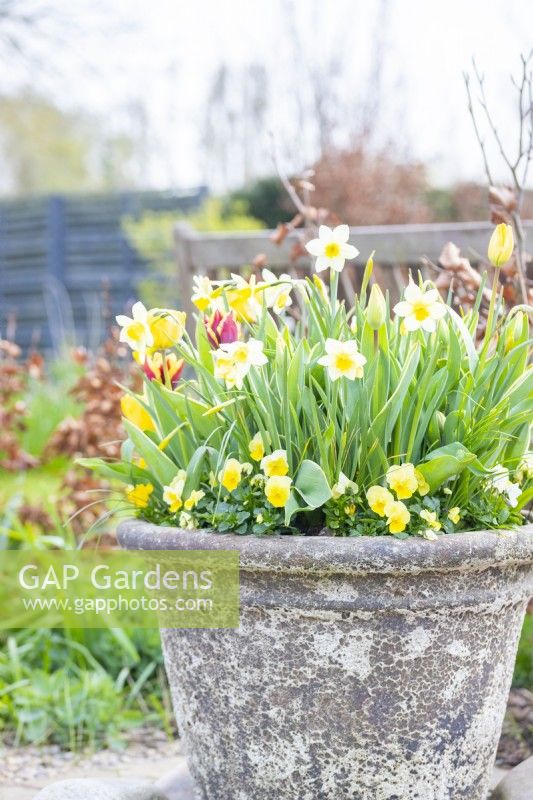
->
[419,509,441,531]
[226,274,263,322]
[261,450,289,477]
[120,394,155,432]
[192,275,217,312]
[367,485,394,517]
[487,223,514,267]
[415,469,430,497]
[126,483,153,508]
[219,458,244,491]
[365,284,387,330]
[305,224,359,273]
[163,470,187,513]
[147,308,186,349]
[385,500,410,534]
[184,489,205,511]
[332,472,358,499]
[265,475,292,507]
[448,507,461,524]
[116,301,153,357]
[262,268,293,315]
[249,432,265,462]
[213,338,268,389]
[386,463,418,500]
[393,278,446,333]
[318,338,366,381]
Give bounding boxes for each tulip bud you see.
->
[148,308,186,349]
[204,310,240,349]
[365,284,387,330]
[487,223,514,267]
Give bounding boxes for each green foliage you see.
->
[0,627,170,748]
[90,255,532,537]
[227,177,294,228]
[514,613,533,688]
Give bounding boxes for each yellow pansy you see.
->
[219,458,244,491]
[179,511,196,530]
[184,490,205,511]
[148,308,186,350]
[163,470,187,513]
[420,509,441,531]
[249,433,265,461]
[385,500,410,534]
[415,469,430,497]
[261,450,289,477]
[448,507,461,524]
[386,463,418,500]
[121,394,155,432]
[126,483,153,508]
[487,223,514,267]
[318,338,366,381]
[367,485,394,517]
[265,475,292,507]
[344,503,356,516]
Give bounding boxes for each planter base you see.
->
[119,522,533,800]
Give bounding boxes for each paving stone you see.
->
[492,756,533,800]
[155,762,195,800]
[33,778,169,800]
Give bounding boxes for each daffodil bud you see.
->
[504,311,526,353]
[365,284,387,330]
[487,223,514,267]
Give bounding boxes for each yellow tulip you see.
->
[367,485,394,517]
[265,475,292,507]
[487,223,514,267]
[120,394,155,432]
[126,483,153,508]
[148,308,186,350]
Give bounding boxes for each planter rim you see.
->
[118,519,533,576]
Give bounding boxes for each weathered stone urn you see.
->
[118,521,533,800]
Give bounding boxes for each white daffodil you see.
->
[116,301,154,357]
[191,275,217,312]
[393,279,447,333]
[487,465,521,508]
[318,338,366,381]
[305,225,359,273]
[213,338,268,389]
[262,268,293,315]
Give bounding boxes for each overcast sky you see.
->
[2,0,533,191]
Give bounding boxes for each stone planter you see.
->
[118,521,533,800]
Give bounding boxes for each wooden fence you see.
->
[175,220,533,327]
[0,188,207,351]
